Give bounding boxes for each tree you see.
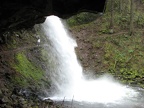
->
[129,0,134,35]
[109,0,114,33]
[119,0,123,13]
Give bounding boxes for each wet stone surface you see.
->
[0,87,54,108]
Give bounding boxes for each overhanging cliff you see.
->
[0,0,106,33]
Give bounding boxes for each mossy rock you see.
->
[11,52,44,86]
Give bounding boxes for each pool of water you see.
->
[56,101,144,108]
[53,87,144,108]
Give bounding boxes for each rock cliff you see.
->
[0,0,106,33]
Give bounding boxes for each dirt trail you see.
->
[96,29,144,39]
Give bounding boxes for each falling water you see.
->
[41,16,144,106]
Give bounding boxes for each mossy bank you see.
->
[0,25,55,107]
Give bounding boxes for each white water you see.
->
[41,16,138,104]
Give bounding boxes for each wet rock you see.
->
[19,97,26,104]
[0,83,59,108]
[0,89,2,96]
[2,96,10,103]
[5,105,13,108]
[44,98,54,105]
[32,105,39,108]
[0,86,58,108]
[12,87,23,96]
[23,104,28,108]
[1,88,9,95]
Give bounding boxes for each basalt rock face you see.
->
[0,0,51,33]
[0,0,106,33]
[52,0,106,17]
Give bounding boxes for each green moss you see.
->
[67,12,98,27]
[12,52,44,86]
[12,76,28,86]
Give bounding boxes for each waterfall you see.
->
[41,15,138,104]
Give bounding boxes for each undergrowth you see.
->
[103,34,144,87]
[69,4,144,88]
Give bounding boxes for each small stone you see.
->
[2,96,10,103]
[109,29,114,34]
[32,106,39,108]
[23,103,28,108]
[2,88,9,95]
[19,97,27,105]
[5,105,13,108]
[44,98,54,105]
[11,94,18,100]
[0,90,3,96]
[16,34,19,37]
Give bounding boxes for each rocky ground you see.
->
[0,86,55,108]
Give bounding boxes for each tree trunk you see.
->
[109,0,114,33]
[119,0,123,13]
[129,0,134,35]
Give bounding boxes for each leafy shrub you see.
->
[67,12,99,26]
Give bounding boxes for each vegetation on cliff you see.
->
[67,0,144,88]
[12,52,44,86]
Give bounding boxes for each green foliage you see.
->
[99,29,110,34]
[12,52,44,86]
[69,0,144,88]
[136,13,144,28]
[103,34,144,87]
[67,12,99,27]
